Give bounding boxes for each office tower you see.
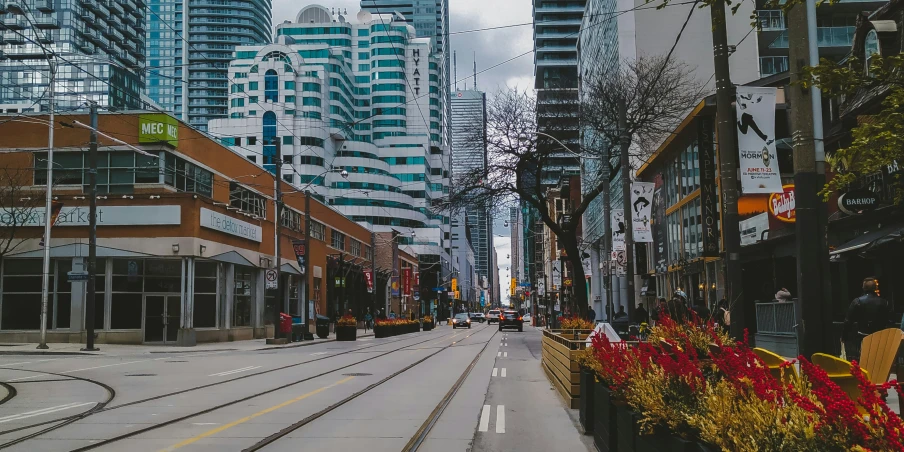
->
[145,0,270,131]
[210,5,450,312]
[0,0,146,112]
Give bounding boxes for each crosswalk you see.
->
[478,404,505,433]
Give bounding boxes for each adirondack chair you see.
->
[753,347,798,382]
[811,353,867,412]
[858,328,904,385]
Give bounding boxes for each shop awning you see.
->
[280,263,301,275]
[208,250,256,267]
[8,243,153,258]
[830,223,904,258]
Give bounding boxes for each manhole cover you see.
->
[342,373,372,376]
[165,360,188,363]
[125,374,157,377]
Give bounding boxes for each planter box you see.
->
[593,382,617,452]
[423,320,434,331]
[335,325,356,341]
[579,368,595,434]
[541,329,589,409]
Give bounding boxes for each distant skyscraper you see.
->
[451,89,493,303]
[0,0,146,112]
[145,0,270,131]
[509,206,523,284]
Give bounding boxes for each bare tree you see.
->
[0,166,44,259]
[445,55,701,318]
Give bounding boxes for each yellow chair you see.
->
[811,353,869,411]
[857,328,904,385]
[753,347,798,382]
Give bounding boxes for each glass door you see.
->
[144,295,181,343]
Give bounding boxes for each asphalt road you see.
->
[0,323,592,452]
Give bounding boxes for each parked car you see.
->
[487,310,501,324]
[452,313,471,329]
[522,313,532,324]
[498,311,523,332]
[469,312,486,323]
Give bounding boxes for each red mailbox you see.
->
[279,313,293,333]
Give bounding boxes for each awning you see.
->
[830,223,904,258]
[280,263,301,275]
[208,250,256,267]
[8,243,153,258]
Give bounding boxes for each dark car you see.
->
[498,310,522,332]
[469,312,486,323]
[451,313,471,329]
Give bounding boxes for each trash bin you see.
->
[316,314,330,339]
[291,323,305,342]
[279,313,293,337]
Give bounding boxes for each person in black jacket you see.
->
[843,277,892,361]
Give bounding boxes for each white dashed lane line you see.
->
[478,405,506,433]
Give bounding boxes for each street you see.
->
[0,324,591,452]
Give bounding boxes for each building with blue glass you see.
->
[209,5,451,314]
[0,0,146,112]
[144,0,270,131]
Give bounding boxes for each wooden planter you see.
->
[422,320,434,331]
[579,368,595,434]
[541,329,590,408]
[335,325,356,341]
[593,382,617,452]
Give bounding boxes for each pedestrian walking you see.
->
[692,299,711,324]
[587,305,597,323]
[635,303,649,324]
[651,298,667,325]
[844,277,892,361]
[364,308,373,331]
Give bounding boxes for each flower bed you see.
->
[578,315,904,451]
[422,315,435,331]
[336,315,357,341]
[374,318,420,338]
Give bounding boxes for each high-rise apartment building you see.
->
[0,0,146,112]
[145,0,270,131]
[210,5,450,311]
[450,89,493,298]
[509,206,523,285]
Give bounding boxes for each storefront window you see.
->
[667,212,681,264]
[111,260,146,329]
[2,259,53,330]
[233,267,254,327]
[194,261,218,328]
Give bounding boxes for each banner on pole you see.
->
[364,269,374,293]
[391,276,400,297]
[611,209,626,251]
[736,86,783,194]
[402,268,412,296]
[552,261,562,288]
[630,182,654,243]
[292,240,307,275]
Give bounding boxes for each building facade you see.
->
[0,0,146,112]
[450,89,493,298]
[209,6,451,316]
[0,111,376,345]
[145,0,271,131]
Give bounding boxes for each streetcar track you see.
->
[242,326,497,451]
[0,329,455,443]
[66,326,481,451]
[0,368,116,449]
[0,383,15,406]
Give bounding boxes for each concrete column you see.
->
[253,268,265,328]
[224,263,234,329]
[177,257,196,346]
[103,259,112,330]
[70,257,85,332]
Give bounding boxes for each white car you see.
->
[522,313,532,324]
[487,310,501,324]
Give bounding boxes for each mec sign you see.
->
[138,114,178,146]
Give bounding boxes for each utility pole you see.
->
[710,0,745,340]
[600,139,613,322]
[788,1,828,355]
[303,190,311,339]
[37,58,55,350]
[83,103,99,351]
[371,231,376,318]
[272,142,282,339]
[618,98,636,322]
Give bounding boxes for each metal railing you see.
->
[756,301,796,336]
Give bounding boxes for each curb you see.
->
[255,332,376,351]
[0,351,98,356]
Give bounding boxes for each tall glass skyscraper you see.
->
[0,0,146,112]
[145,0,270,131]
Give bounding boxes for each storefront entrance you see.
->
[144,295,181,343]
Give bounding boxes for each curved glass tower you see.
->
[146,0,270,131]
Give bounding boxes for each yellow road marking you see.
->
[159,376,355,451]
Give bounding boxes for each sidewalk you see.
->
[0,328,375,356]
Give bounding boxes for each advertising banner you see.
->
[402,268,412,296]
[611,209,626,251]
[292,240,307,275]
[391,276,400,297]
[552,261,562,288]
[736,86,783,194]
[364,269,374,293]
[630,182,654,243]
[651,175,669,273]
[698,118,721,257]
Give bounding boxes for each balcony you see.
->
[760,56,789,77]
[1,17,26,29]
[33,16,61,29]
[108,0,123,16]
[768,26,855,48]
[37,31,52,43]
[2,31,24,44]
[35,0,53,11]
[76,39,96,53]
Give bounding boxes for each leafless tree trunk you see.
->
[0,166,45,260]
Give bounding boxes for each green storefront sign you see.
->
[138,114,179,147]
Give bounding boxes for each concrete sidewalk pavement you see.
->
[0,327,375,356]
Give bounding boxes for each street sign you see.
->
[265,269,278,290]
[67,271,89,282]
[433,287,445,292]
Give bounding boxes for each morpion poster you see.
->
[698,117,721,257]
[735,86,783,194]
[630,182,654,243]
